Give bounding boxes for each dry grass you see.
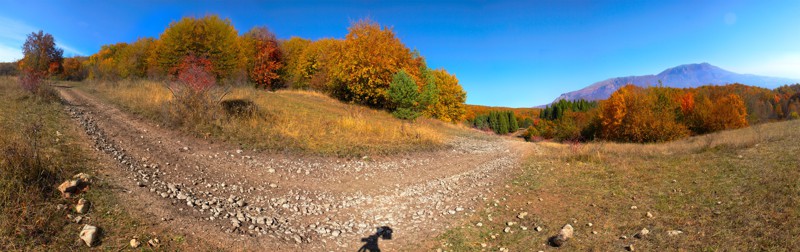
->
[80,80,450,157]
[0,77,212,250]
[436,119,800,251]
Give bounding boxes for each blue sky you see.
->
[1,0,799,106]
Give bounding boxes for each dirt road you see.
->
[57,86,529,251]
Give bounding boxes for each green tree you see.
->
[489,111,499,133]
[388,70,420,120]
[419,70,440,115]
[498,111,510,134]
[509,111,519,131]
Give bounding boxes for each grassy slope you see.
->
[79,80,467,157]
[435,119,800,251]
[0,77,211,250]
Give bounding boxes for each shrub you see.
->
[19,69,43,93]
[164,55,228,131]
[221,99,257,118]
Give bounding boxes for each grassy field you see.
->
[0,77,209,250]
[79,80,462,157]
[436,118,800,251]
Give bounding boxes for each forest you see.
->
[522,84,800,142]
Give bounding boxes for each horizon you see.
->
[1,0,799,107]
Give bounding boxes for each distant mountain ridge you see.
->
[551,63,798,103]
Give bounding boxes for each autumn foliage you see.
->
[331,19,422,108]
[241,27,283,90]
[76,16,468,123]
[594,84,751,143]
[176,55,216,93]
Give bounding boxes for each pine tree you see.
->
[489,111,499,133]
[509,111,519,131]
[388,70,420,120]
[498,111,510,134]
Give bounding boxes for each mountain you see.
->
[552,63,798,103]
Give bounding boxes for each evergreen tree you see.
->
[498,111,510,134]
[489,111,499,133]
[388,70,420,120]
[509,111,519,131]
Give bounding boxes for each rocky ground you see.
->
[56,86,530,251]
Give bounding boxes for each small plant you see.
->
[19,69,43,93]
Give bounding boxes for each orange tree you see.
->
[330,19,422,108]
[241,27,283,90]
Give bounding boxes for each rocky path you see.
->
[57,86,528,251]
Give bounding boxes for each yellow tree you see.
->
[707,93,748,131]
[598,85,630,140]
[331,19,421,108]
[424,69,466,122]
[280,37,312,89]
[154,15,241,79]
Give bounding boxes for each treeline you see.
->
[82,16,467,122]
[9,15,467,122]
[539,99,596,120]
[469,111,520,134]
[524,83,800,143]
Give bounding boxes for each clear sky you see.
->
[1,0,799,107]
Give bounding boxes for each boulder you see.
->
[549,224,574,247]
[58,180,78,197]
[79,225,98,247]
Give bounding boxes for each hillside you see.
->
[553,63,798,103]
[79,80,467,157]
[435,118,800,251]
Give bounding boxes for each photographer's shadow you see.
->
[358,226,393,252]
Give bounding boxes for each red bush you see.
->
[19,69,43,93]
[175,55,216,93]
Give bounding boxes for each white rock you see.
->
[517,212,528,219]
[75,198,89,214]
[79,225,98,247]
[550,224,574,247]
[667,230,683,236]
[130,238,141,248]
[635,228,650,239]
[646,212,654,218]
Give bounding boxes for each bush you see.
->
[221,99,257,118]
[164,55,228,131]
